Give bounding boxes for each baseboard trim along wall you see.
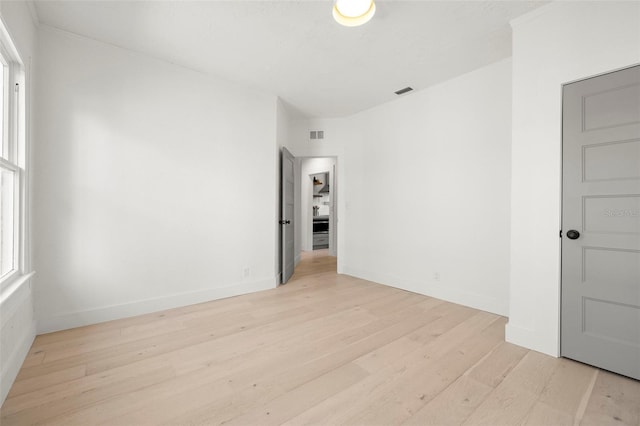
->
[505,322,559,358]
[342,267,508,317]
[37,277,277,334]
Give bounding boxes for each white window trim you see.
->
[0,17,32,295]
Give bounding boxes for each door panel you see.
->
[583,195,640,234]
[561,65,640,380]
[583,139,640,181]
[281,147,295,284]
[583,83,640,131]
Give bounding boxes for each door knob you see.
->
[279,220,291,225]
[566,230,580,240]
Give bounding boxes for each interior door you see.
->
[281,147,295,284]
[561,65,640,380]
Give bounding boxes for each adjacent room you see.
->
[0,0,639,424]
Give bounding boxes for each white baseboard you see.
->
[342,266,508,317]
[505,322,559,357]
[37,277,277,334]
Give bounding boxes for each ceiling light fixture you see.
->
[333,0,376,27]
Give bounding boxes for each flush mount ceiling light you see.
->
[332,0,376,27]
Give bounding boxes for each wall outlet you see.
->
[242,267,251,279]
[433,272,440,281]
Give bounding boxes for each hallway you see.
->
[287,249,336,281]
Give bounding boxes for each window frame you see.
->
[0,19,29,293]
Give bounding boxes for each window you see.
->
[0,24,26,288]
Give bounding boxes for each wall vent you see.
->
[395,86,413,95]
[310,130,324,140]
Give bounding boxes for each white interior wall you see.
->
[293,157,302,265]
[275,99,290,274]
[507,1,640,356]
[34,27,279,333]
[0,0,37,405]
[286,117,359,273]
[276,101,307,268]
[339,59,512,316]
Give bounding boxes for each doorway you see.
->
[280,152,338,284]
[310,172,330,251]
[560,65,640,379]
[300,158,337,258]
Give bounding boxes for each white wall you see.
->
[286,117,358,273]
[339,59,513,316]
[275,99,290,274]
[0,0,37,405]
[34,27,279,333]
[507,1,640,356]
[276,100,308,268]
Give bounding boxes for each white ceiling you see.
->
[33,1,547,118]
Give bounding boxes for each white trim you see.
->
[505,322,559,358]
[0,20,28,293]
[37,277,278,334]
[0,156,18,171]
[0,270,33,309]
[342,266,508,317]
[0,9,33,409]
[0,16,23,65]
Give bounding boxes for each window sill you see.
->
[0,271,35,304]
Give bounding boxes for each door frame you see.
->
[300,157,338,255]
[283,155,339,277]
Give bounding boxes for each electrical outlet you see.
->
[433,272,440,281]
[242,267,251,279]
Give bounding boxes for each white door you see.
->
[561,65,640,379]
[281,147,295,284]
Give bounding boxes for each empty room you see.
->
[0,0,639,424]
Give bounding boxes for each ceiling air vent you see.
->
[395,87,413,95]
[310,130,325,140]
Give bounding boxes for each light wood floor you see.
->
[2,250,639,425]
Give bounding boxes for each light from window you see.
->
[0,40,23,285]
[0,166,14,278]
[0,61,4,159]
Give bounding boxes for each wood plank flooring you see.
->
[2,249,639,425]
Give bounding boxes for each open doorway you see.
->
[310,172,330,250]
[280,153,337,284]
[299,157,336,256]
[295,157,337,276]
